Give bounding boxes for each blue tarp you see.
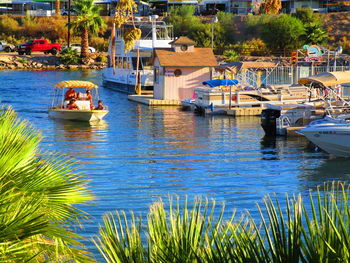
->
[202,79,239,87]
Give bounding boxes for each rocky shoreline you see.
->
[0,53,107,70]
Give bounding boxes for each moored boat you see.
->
[261,71,350,136]
[300,119,350,157]
[102,18,174,94]
[48,80,108,122]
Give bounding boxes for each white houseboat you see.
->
[102,17,174,94]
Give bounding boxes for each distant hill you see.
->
[321,12,350,48]
[232,12,350,50]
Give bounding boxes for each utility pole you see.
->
[68,0,71,47]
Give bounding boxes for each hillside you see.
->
[232,11,350,50]
[321,12,350,48]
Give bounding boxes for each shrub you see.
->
[0,15,20,35]
[244,14,273,40]
[223,49,240,62]
[90,36,107,52]
[60,48,80,65]
[292,8,322,26]
[303,23,328,45]
[93,182,350,263]
[96,55,107,63]
[261,14,305,50]
[241,38,269,56]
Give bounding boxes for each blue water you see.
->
[1,70,350,260]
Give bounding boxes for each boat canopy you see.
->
[203,79,239,87]
[299,71,350,87]
[54,80,99,90]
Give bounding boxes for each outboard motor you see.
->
[261,108,281,135]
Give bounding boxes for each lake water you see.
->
[1,70,350,259]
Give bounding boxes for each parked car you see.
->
[0,40,16,52]
[17,39,61,55]
[62,43,96,53]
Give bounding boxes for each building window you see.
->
[181,45,188,51]
[174,69,182,77]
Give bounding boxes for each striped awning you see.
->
[54,80,99,89]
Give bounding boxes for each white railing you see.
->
[237,65,350,87]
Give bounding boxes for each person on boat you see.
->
[65,87,77,100]
[94,100,105,110]
[86,90,93,109]
[67,99,79,110]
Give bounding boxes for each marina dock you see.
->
[128,94,182,106]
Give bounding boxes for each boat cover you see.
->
[298,71,350,87]
[202,79,239,87]
[55,80,99,90]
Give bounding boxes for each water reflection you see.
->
[51,119,109,156]
[260,135,312,160]
[299,158,350,191]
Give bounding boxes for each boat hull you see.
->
[102,68,153,94]
[301,124,350,157]
[48,109,108,122]
[102,79,151,94]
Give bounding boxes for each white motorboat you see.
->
[300,114,350,157]
[48,80,108,122]
[102,17,174,94]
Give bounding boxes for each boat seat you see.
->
[64,100,91,110]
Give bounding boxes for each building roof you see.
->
[155,48,218,67]
[168,36,196,45]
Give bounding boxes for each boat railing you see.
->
[325,104,350,117]
[276,115,292,135]
[116,23,173,41]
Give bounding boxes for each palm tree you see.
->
[55,0,60,16]
[0,107,94,262]
[69,0,106,59]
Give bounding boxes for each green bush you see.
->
[292,8,327,45]
[223,49,239,62]
[96,55,107,63]
[261,14,305,50]
[166,7,236,53]
[292,8,322,26]
[60,48,80,65]
[244,14,273,40]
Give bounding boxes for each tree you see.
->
[55,0,60,17]
[292,8,328,45]
[166,7,236,52]
[261,0,281,15]
[69,0,106,59]
[303,23,328,45]
[0,107,94,262]
[261,15,305,50]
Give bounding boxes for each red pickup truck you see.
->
[17,39,61,55]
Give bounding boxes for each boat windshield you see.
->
[118,23,173,40]
[131,57,152,70]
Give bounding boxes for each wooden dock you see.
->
[227,107,263,116]
[128,95,181,106]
